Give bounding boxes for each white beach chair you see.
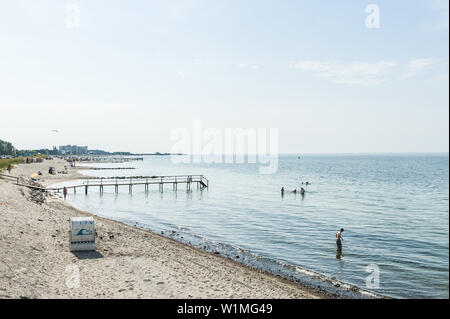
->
[69,216,96,252]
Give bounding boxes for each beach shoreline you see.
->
[0,158,329,299]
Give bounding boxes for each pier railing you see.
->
[82,174,208,183]
[48,174,209,193]
[2,173,209,194]
[0,173,19,184]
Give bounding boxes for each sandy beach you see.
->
[0,159,324,299]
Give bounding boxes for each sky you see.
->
[0,0,448,154]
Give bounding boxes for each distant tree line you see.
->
[15,148,59,156]
[1,140,172,157]
[0,139,14,155]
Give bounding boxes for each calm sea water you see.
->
[57,154,449,298]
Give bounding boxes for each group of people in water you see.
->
[280,181,310,196]
[280,182,345,254]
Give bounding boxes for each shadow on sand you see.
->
[72,250,104,260]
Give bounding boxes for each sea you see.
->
[54,154,449,298]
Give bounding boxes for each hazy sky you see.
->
[0,0,448,153]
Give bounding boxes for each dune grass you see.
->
[0,158,23,172]
[0,155,46,173]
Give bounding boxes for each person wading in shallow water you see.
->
[336,228,344,251]
[63,187,68,200]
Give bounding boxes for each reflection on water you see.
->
[336,252,345,275]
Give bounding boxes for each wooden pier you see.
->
[2,173,210,194]
[51,175,209,194]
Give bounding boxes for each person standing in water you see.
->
[336,228,344,251]
[63,187,68,200]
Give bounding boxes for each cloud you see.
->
[289,60,398,85]
[408,58,439,69]
[238,64,249,68]
[400,58,441,79]
[290,58,447,84]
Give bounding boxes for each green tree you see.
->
[0,139,14,155]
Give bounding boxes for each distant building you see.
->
[59,145,71,154]
[59,145,88,155]
[75,146,88,154]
